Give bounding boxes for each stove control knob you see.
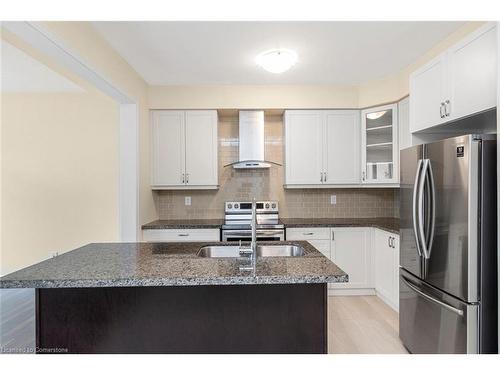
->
[271,203,276,209]
[227,203,232,209]
[265,203,270,209]
[234,203,239,209]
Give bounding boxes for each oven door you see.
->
[222,229,284,242]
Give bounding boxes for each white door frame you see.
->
[2,21,139,241]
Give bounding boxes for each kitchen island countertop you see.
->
[0,241,347,289]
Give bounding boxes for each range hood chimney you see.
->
[232,110,272,169]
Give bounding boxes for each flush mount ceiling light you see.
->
[366,111,387,120]
[255,49,298,74]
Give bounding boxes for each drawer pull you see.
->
[178,234,190,237]
[303,232,314,235]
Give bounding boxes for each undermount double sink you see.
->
[197,245,305,258]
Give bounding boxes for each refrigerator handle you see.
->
[418,159,431,259]
[412,159,423,257]
[426,160,436,259]
[401,275,464,316]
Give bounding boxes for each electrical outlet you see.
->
[185,196,191,206]
[330,195,337,205]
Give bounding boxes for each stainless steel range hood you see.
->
[228,110,280,169]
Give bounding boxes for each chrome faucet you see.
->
[239,198,257,271]
[251,198,257,256]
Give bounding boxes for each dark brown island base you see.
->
[0,241,347,354]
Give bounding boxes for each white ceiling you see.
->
[92,21,464,86]
[1,40,84,93]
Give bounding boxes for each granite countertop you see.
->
[0,241,348,289]
[142,217,399,234]
[142,219,224,229]
[280,217,400,234]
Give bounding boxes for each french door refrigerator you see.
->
[399,134,497,354]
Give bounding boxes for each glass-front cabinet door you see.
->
[361,104,399,184]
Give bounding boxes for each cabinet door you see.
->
[330,228,371,289]
[361,104,398,184]
[151,110,185,186]
[324,110,360,184]
[284,111,324,185]
[374,229,396,307]
[447,23,497,121]
[392,235,400,311]
[409,54,447,132]
[184,110,218,186]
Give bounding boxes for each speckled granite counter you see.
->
[142,219,223,229]
[141,217,399,234]
[0,241,347,289]
[280,217,400,234]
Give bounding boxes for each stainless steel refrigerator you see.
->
[399,134,497,354]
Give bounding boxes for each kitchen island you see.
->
[0,241,347,354]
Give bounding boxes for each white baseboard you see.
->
[376,291,399,312]
[328,288,376,296]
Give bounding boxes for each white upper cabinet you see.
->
[361,104,399,185]
[409,54,448,132]
[284,110,324,185]
[447,23,497,121]
[284,109,360,186]
[151,110,218,189]
[184,111,218,186]
[410,23,497,132]
[324,110,360,184]
[152,110,185,186]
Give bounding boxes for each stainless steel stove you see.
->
[222,201,284,242]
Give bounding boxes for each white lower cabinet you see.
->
[286,225,400,311]
[330,227,372,291]
[374,229,400,311]
[142,228,220,242]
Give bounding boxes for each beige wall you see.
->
[1,92,119,275]
[157,114,397,220]
[38,21,157,230]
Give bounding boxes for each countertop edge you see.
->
[0,275,348,289]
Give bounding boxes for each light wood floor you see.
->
[328,295,408,354]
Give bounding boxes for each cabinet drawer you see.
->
[286,227,330,240]
[142,229,220,242]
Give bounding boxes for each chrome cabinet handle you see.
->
[181,173,185,184]
[388,236,391,247]
[401,276,464,316]
[178,233,189,237]
[445,100,451,117]
[186,173,189,184]
[332,231,334,241]
[362,171,365,181]
[324,172,327,182]
[303,232,314,236]
[320,172,323,183]
[439,102,445,118]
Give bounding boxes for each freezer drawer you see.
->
[399,269,478,354]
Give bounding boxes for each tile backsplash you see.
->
[156,113,399,220]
